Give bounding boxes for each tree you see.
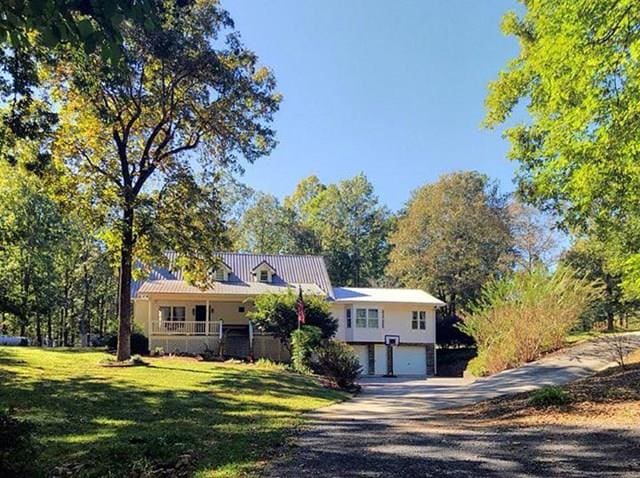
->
[53,0,280,360]
[387,171,513,316]
[235,193,297,253]
[562,238,639,331]
[508,201,561,272]
[248,291,337,350]
[484,0,640,298]
[298,174,392,286]
[0,164,67,339]
[0,0,161,170]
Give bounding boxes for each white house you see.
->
[132,252,444,376]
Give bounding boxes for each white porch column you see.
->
[147,299,152,337]
[206,299,210,335]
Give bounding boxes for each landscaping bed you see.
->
[0,347,345,477]
[453,350,640,427]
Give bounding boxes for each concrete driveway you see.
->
[266,333,640,477]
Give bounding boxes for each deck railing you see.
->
[151,320,222,337]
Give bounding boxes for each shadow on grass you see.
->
[0,349,337,477]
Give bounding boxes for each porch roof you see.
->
[137,280,326,297]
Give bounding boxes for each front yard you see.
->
[0,347,345,477]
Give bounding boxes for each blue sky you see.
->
[225,0,521,212]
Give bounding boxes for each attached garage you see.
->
[393,345,427,376]
[374,344,388,375]
[352,345,370,375]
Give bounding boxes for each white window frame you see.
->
[412,310,427,330]
[258,269,270,282]
[355,308,380,328]
[367,309,379,328]
[346,308,352,328]
[159,306,186,321]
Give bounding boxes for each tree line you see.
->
[2,0,639,358]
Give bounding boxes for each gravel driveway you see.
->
[266,333,640,477]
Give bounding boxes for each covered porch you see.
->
[134,295,289,360]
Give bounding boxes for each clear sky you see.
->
[224,0,521,211]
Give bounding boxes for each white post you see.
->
[147,299,152,344]
[206,299,210,335]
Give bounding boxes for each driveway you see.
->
[266,333,640,477]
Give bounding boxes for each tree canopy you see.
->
[484,0,640,298]
[387,171,513,315]
[52,0,280,360]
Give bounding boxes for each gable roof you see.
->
[132,252,333,298]
[333,287,445,306]
[251,260,276,273]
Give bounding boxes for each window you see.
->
[159,306,186,321]
[214,269,226,281]
[355,308,379,328]
[367,309,379,328]
[259,270,269,282]
[412,311,426,330]
[346,308,352,328]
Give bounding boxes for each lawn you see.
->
[0,347,345,477]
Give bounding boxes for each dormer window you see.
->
[251,260,276,283]
[211,260,232,282]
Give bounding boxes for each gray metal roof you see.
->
[132,252,334,298]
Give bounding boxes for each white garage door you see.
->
[394,346,427,375]
[352,345,369,375]
[374,344,388,375]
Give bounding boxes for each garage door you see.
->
[352,345,369,375]
[394,346,427,375]
[374,344,388,375]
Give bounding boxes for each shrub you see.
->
[315,341,362,390]
[528,386,572,408]
[254,358,288,371]
[460,267,601,376]
[291,326,323,374]
[0,409,37,475]
[106,333,149,355]
[248,291,338,349]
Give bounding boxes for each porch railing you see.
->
[150,320,222,337]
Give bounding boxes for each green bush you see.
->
[291,326,323,374]
[315,341,362,390]
[460,267,601,376]
[528,386,572,408]
[254,358,288,371]
[0,409,37,475]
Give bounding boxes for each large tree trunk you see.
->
[116,205,134,361]
[606,310,615,332]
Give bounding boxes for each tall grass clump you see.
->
[460,267,601,376]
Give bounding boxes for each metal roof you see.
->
[333,287,445,306]
[132,252,334,298]
[137,280,326,297]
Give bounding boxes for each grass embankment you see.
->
[0,347,345,477]
[460,349,640,427]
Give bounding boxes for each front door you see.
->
[195,305,207,334]
[195,305,207,321]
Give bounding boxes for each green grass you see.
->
[0,347,345,477]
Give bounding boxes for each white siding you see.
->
[331,302,436,344]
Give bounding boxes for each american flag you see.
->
[296,286,306,325]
